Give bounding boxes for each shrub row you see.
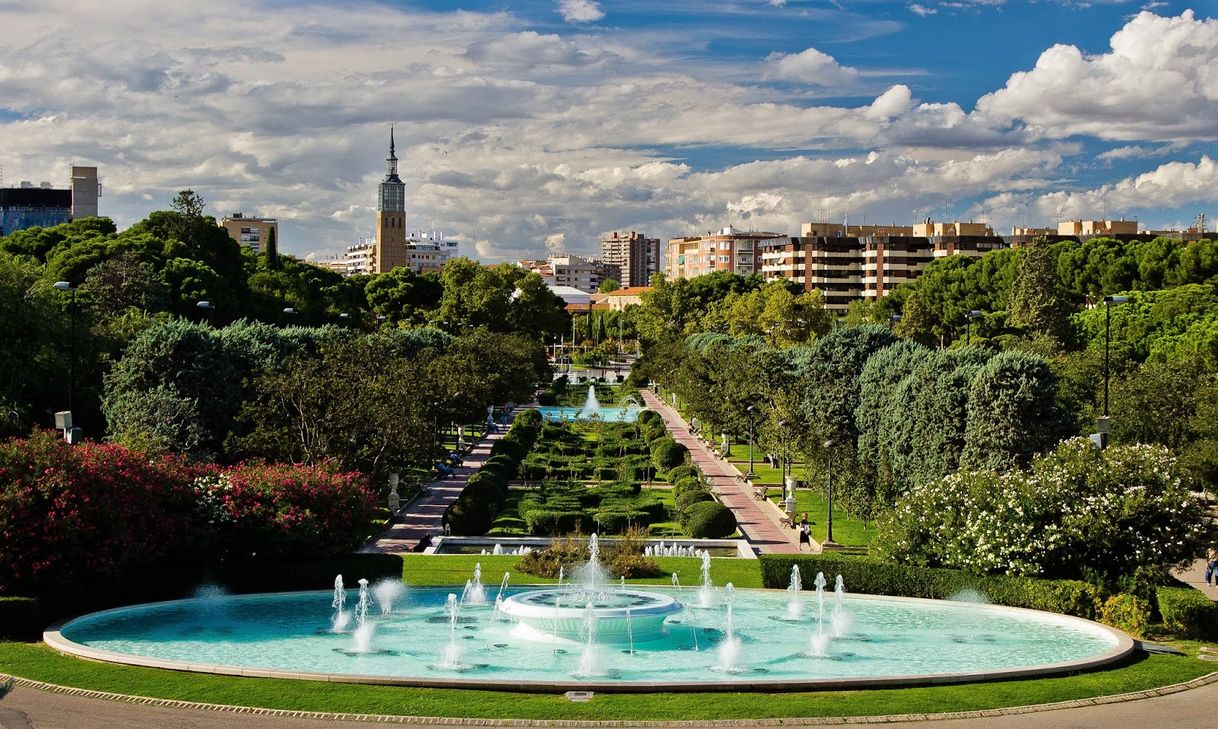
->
[759,554,1218,638]
[444,409,542,535]
[519,480,665,536]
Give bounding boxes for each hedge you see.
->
[443,495,496,536]
[675,486,715,512]
[637,409,662,427]
[1156,586,1217,638]
[0,597,41,640]
[652,438,687,471]
[758,555,1103,620]
[524,509,590,535]
[444,409,541,535]
[684,501,737,538]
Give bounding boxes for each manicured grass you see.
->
[768,488,876,548]
[1,641,1211,720]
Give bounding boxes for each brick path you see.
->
[360,410,519,554]
[641,390,801,554]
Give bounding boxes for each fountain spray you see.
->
[331,575,350,632]
[809,572,829,656]
[716,583,741,672]
[786,564,802,620]
[352,578,374,653]
[697,551,714,608]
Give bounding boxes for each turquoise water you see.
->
[58,586,1120,686]
[537,406,640,422]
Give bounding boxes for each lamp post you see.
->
[196,300,214,323]
[889,314,902,328]
[965,309,982,346]
[823,439,837,547]
[282,307,297,328]
[53,281,77,417]
[1100,295,1128,448]
[745,405,758,478]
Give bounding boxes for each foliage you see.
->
[1008,237,1070,343]
[960,350,1072,472]
[651,437,686,471]
[517,531,662,579]
[1099,593,1151,637]
[682,500,736,538]
[0,430,201,592]
[1155,586,1217,639]
[875,439,1208,583]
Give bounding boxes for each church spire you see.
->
[386,125,399,178]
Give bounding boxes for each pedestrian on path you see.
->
[1206,544,1218,586]
[798,513,811,551]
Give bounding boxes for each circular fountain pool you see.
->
[47,584,1132,692]
[500,588,681,642]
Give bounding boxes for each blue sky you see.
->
[0,0,1215,261]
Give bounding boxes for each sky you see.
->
[0,1,1216,263]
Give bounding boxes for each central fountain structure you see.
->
[499,534,681,643]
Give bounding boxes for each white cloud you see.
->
[557,0,604,23]
[764,48,860,86]
[976,10,1218,142]
[909,4,937,16]
[1095,145,1159,162]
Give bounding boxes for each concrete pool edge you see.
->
[41,589,1138,694]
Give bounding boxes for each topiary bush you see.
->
[673,476,704,496]
[462,473,506,510]
[444,495,495,536]
[523,509,589,536]
[651,437,687,471]
[1155,586,1216,638]
[683,500,737,538]
[666,464,698,484]
[675,486,715,512]
[594,509,648,534]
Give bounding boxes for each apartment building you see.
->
[666,226,785,280]
[758,236,865,311]
[600,230,660,288]
[221,212,278,255]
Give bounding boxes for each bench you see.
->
[753,486,767,501]
[779,516,793,529]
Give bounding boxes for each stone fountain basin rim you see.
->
[499,588,682,620]
[43,587,1137,694]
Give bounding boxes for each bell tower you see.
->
[374,126,407,272]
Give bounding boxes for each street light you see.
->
[53,281,77,418]
[196,300,214,324]
[744,405,758,479]
[1100,295,1129,448]
[823,439,837,547]
[965,309,983,346]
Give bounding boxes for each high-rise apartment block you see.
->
[757,219,1006,310]
[221,212,278,254]
[666,227,785,280]
[0,165,100,236]
[600,231,659,288]
[516,254,617,293]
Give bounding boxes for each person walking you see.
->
[798,513,811,552]
[1206,544,1218,587]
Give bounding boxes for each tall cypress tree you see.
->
[264,226,280,270]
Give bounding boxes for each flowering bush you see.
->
[875,439,1208,582]
[200,460,377,559]
[0,430,201,592]
[0,432,378,593]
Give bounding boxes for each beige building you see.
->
[799,222,913,237]
[69,166,100,219]
[603,285,652,311]
[759,236,865,311]
[667,226,785,280]
[517,255,613,293]
[600,231,660,288]
[1057,219,1139,236]
[221,212,278,255]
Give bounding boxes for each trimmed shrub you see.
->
[536,391,557,406]
[524,509,589,536]
[673,476,704,496]
[462,474,506,510]
[1155,586,1216,638]
[651,438,687,471]
[490,438,527,463]
[666,464,698,484]
[675,487,715,512]
[594,510,648,534]
[516,408,543,427]
[444,495,495,536]
[684,501,736,538]
[758,555,1103,620]
[1100,593,1151,636]
[637,409,662,426]
[633,497,668,522]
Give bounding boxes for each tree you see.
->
[960,350,1072,472]
[169,189,206,219]
[1009,238,1069,342]
[264,226,279,270]
[80,249,167,319]
[855,340,933,511]
[598,278,620,293]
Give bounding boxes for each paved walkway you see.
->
[360,411,518,554]
[4,678,1218,728]
[641,390,800,554]
[1175,558,1218,602]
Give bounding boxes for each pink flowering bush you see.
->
[0,429,201,592]
[0,432,378,593]
[197,460,378,559]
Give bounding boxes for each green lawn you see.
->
[767,488,876,548]
[399,553,762,588]
[0,641,1210,720]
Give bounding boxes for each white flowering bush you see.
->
[876,438,1208,581]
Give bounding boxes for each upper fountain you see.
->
[578,385,602,420]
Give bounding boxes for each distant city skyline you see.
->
[0,1,1214,263]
